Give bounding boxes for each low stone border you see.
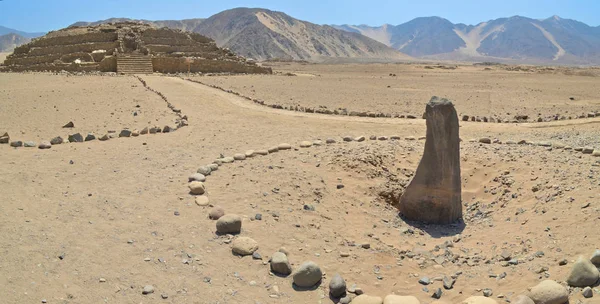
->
[184,134,599,303]
[182,77,600,124]
[0,76,187,150]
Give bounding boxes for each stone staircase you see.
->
[117,54,153,74]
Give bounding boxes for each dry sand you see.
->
[1,65,599,304]
[195,63,600,122]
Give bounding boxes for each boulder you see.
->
[216,214,242,234]
[270,252,292,276]
[188,181,206,195]
[195,196,210,207]
[85,134,96,141]
[50,136,64,145]
[62,121,74,128]
[140,127,149,135]
[396,97,462,224]
[268,146,279,153]
[278,143,292,150]
[511,295,535,304]
[326,138,336,144]
[38,141,52,149]
[300,141,312,148]
[461,296,498,304]
[0,132,8,144]
[567,256,600,287]
[352,295,383,304]
[119,129,132,137]
[591,249,600,266]
[221,157,235,163]
[68,133,84,143]
[383,295,420,304]
[188,173,206,182]
[197,166,212,175]
[231,237,258,256]
[10,141,23,147]
[293,261,322,288]
[24,141,36,147]
[527,280,568,304]
[245,150,255,157]
[233,153,246,160]
[355,136,366,142]
[329,274,346,298]
[255,150,269,156]
[479,138,492,144]
[208,206,225,220]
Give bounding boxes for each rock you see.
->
[99,134,109,141]
[0,132,8,144]
[197,166,212,175]
[443,276,455,289]
[208,164,218,171]
[216,214,242,234]
[355,136,366,142]
[188,181,206,195]
[10,141,23,147]
[583,287,593,298]
[390,135,401,140]
[24,141,36,147]
[432,288,443,299]
[461,296,498,304]
[313,140,323,146]
[195,196,210,207]
[397,97,462,224]
[142,285,154,295]
[255,150,269,156]
[583,147,594,154]
[567,256,600,287]
[300,141,313,148]
[85,134,95,141]
[232,237,258,256]
[483,288,493,297]
[479,138,492,144]
[233,153,246,160]
[268,146,279,153]
[419,277,431,285]
[326,138,336,144]
[119,129,132,137]
[252,252,262,260]
[221,157,235,163]
[329,274,346,298]
[591,250,600,266]
[405,136,416,140]
[188,173,206,182]
[62,121,74,128]
[369,135,377,140]
[512,295,535,304]
[378,136,388,140]
[68,133,83,143]
[527,280,568,304]
[140,127,149,135]
[162,126,174,133]
[38,141,52,149]
[208,206,225,220]
[245,150,255,157]
[351,295,383,304]
[593,150,600,157]
[149,127,160,134]
[50,136,63,145]
[343,136,353,142]
[293,261,322,288]
[132,130,139,137]
[340,295,353,304]
[278,143,292,150]
[270,252,292,276]
[383,295,420,304]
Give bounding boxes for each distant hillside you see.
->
[0,33,30,52]
[70,18,206,33]
[334,15,600,64]
[0,25,45,38]
[71,9,410,62]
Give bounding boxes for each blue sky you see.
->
[0,0,598,33]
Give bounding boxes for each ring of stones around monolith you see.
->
[395,96,462,224]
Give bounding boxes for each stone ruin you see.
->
[1,22,272,74]
[395,96,463,224]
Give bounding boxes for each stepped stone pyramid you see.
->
[2,22,271,74]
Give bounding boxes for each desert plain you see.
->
[1,62,600,304]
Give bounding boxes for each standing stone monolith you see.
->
[396,96,462,224]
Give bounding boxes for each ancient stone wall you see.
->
[152,58,272,74]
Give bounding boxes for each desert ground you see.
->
[0,52,8,63]
[1,64,600,304]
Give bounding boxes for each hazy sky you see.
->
[0,0,598,32]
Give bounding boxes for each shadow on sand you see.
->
[398,213,466,238]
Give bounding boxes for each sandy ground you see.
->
[0,74,178,142]
[195,63,600,122]
[0,52,8,63]
[1,67,600,304]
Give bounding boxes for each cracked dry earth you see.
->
[0,70,599,304]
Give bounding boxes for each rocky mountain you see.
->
[70,8,409,62]
[0,33,30,52]
[334,16,600,64]
[70,18,206,33]
[0,25,45,38]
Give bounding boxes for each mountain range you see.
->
[333,15,600,64]
[0,26,44,52]
[3,8,600,64]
